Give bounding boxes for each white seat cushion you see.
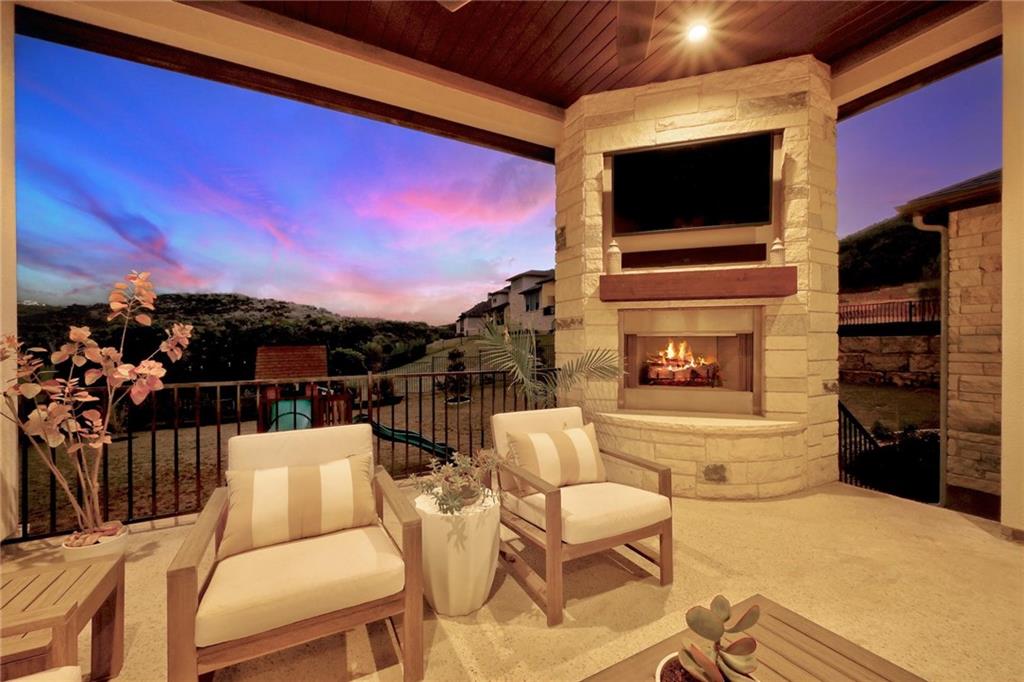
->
[196,525,404,647]
[503,481,671,545]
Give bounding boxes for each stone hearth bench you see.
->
[594,411,806,499]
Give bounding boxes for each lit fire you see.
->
[644,338,721,387]
[657,339,712,369]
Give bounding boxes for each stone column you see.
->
[553,56,839,498]
[1001,1,1024,536]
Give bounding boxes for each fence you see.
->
[383,352,488,376]
[8,369,542,543]
[838,297,940,327]
[838,401,881,488]
[838,401,940,503]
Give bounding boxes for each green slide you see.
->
[353,413,456,461]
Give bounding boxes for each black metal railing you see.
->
[384,352,489,375]
[7,369,547,543]
[838,400,881,488]
[838,401,941,503]
[838,297,940,326]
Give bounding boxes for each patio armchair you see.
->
[491,406,673,626]
[166,424,423,681]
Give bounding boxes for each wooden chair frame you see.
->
[167,467,423,681]
[497,448,673,626]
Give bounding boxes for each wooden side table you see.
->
[585,594,925,682]
[1,556,125,680]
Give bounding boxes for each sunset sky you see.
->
[16,36,1001,323]
[837,55,1001,237]
[15,36,555,324]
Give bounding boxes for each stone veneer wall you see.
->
[553,56,839,499]
[947,202,1002,495]
[839,335,940,387]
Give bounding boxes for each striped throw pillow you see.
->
[218,454,376,559]
[507,423,606,490]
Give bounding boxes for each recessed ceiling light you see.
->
[686,23,710,43]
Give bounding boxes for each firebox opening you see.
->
[619,307,762,415]
[629,334,754,390]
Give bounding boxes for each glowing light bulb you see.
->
[686,23,709,43]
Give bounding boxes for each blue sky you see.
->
[15,36,1002,320]
[15,36,555,324]
[837,56,1002,236]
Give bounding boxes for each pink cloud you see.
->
[351,158,553,247]
[180,172,301,251]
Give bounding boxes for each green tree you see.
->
[330,348,366,375]
[443,348,469,403]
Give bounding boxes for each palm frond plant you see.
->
[477,322,620,406]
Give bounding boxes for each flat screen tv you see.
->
[612,132,773,235]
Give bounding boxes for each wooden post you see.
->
[402,523,424,682]
[544,488,563,626]
[91,556,126,679]
[659,518,674,586]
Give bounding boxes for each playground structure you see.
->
[259,382,456,463]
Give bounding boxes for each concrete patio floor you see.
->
[3,481,1022,682]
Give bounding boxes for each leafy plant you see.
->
[442,348,469,403]
[414,450,498,515]
[478,322,619,405]
[678,595,760,682]
[1,271,192,545]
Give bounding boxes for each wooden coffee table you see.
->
[1,556,125,680]
[585,594,924,681]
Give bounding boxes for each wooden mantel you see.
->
[599,266,798,302]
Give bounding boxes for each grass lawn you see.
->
[839,383,939,433]
[387,336,487,374]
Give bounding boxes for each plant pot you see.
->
[61,524,129,562]
[459,486,481,507]
[656,653,702,682]
[414,492,500,616]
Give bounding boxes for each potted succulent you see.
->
[414,450,498,514]
[1,271,192,559]
[412,451,501,616]
[657,595,761,682]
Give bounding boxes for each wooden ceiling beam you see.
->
[14,5,557,162]
[833,1,1002,118]
[15,0,563,149]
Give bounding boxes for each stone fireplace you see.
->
[553,55,839,499]
[621,307,762,415]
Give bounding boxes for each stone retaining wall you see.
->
[839,335,940,387]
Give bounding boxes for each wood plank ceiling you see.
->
[247,0,980,108]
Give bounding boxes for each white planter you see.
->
[61,525,129,562]
[414,491,500,617]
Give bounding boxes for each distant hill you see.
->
[839,216,940,293]
[16,293,454,382]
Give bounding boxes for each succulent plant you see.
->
[679,595,760,682]
[413,450,498,515]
